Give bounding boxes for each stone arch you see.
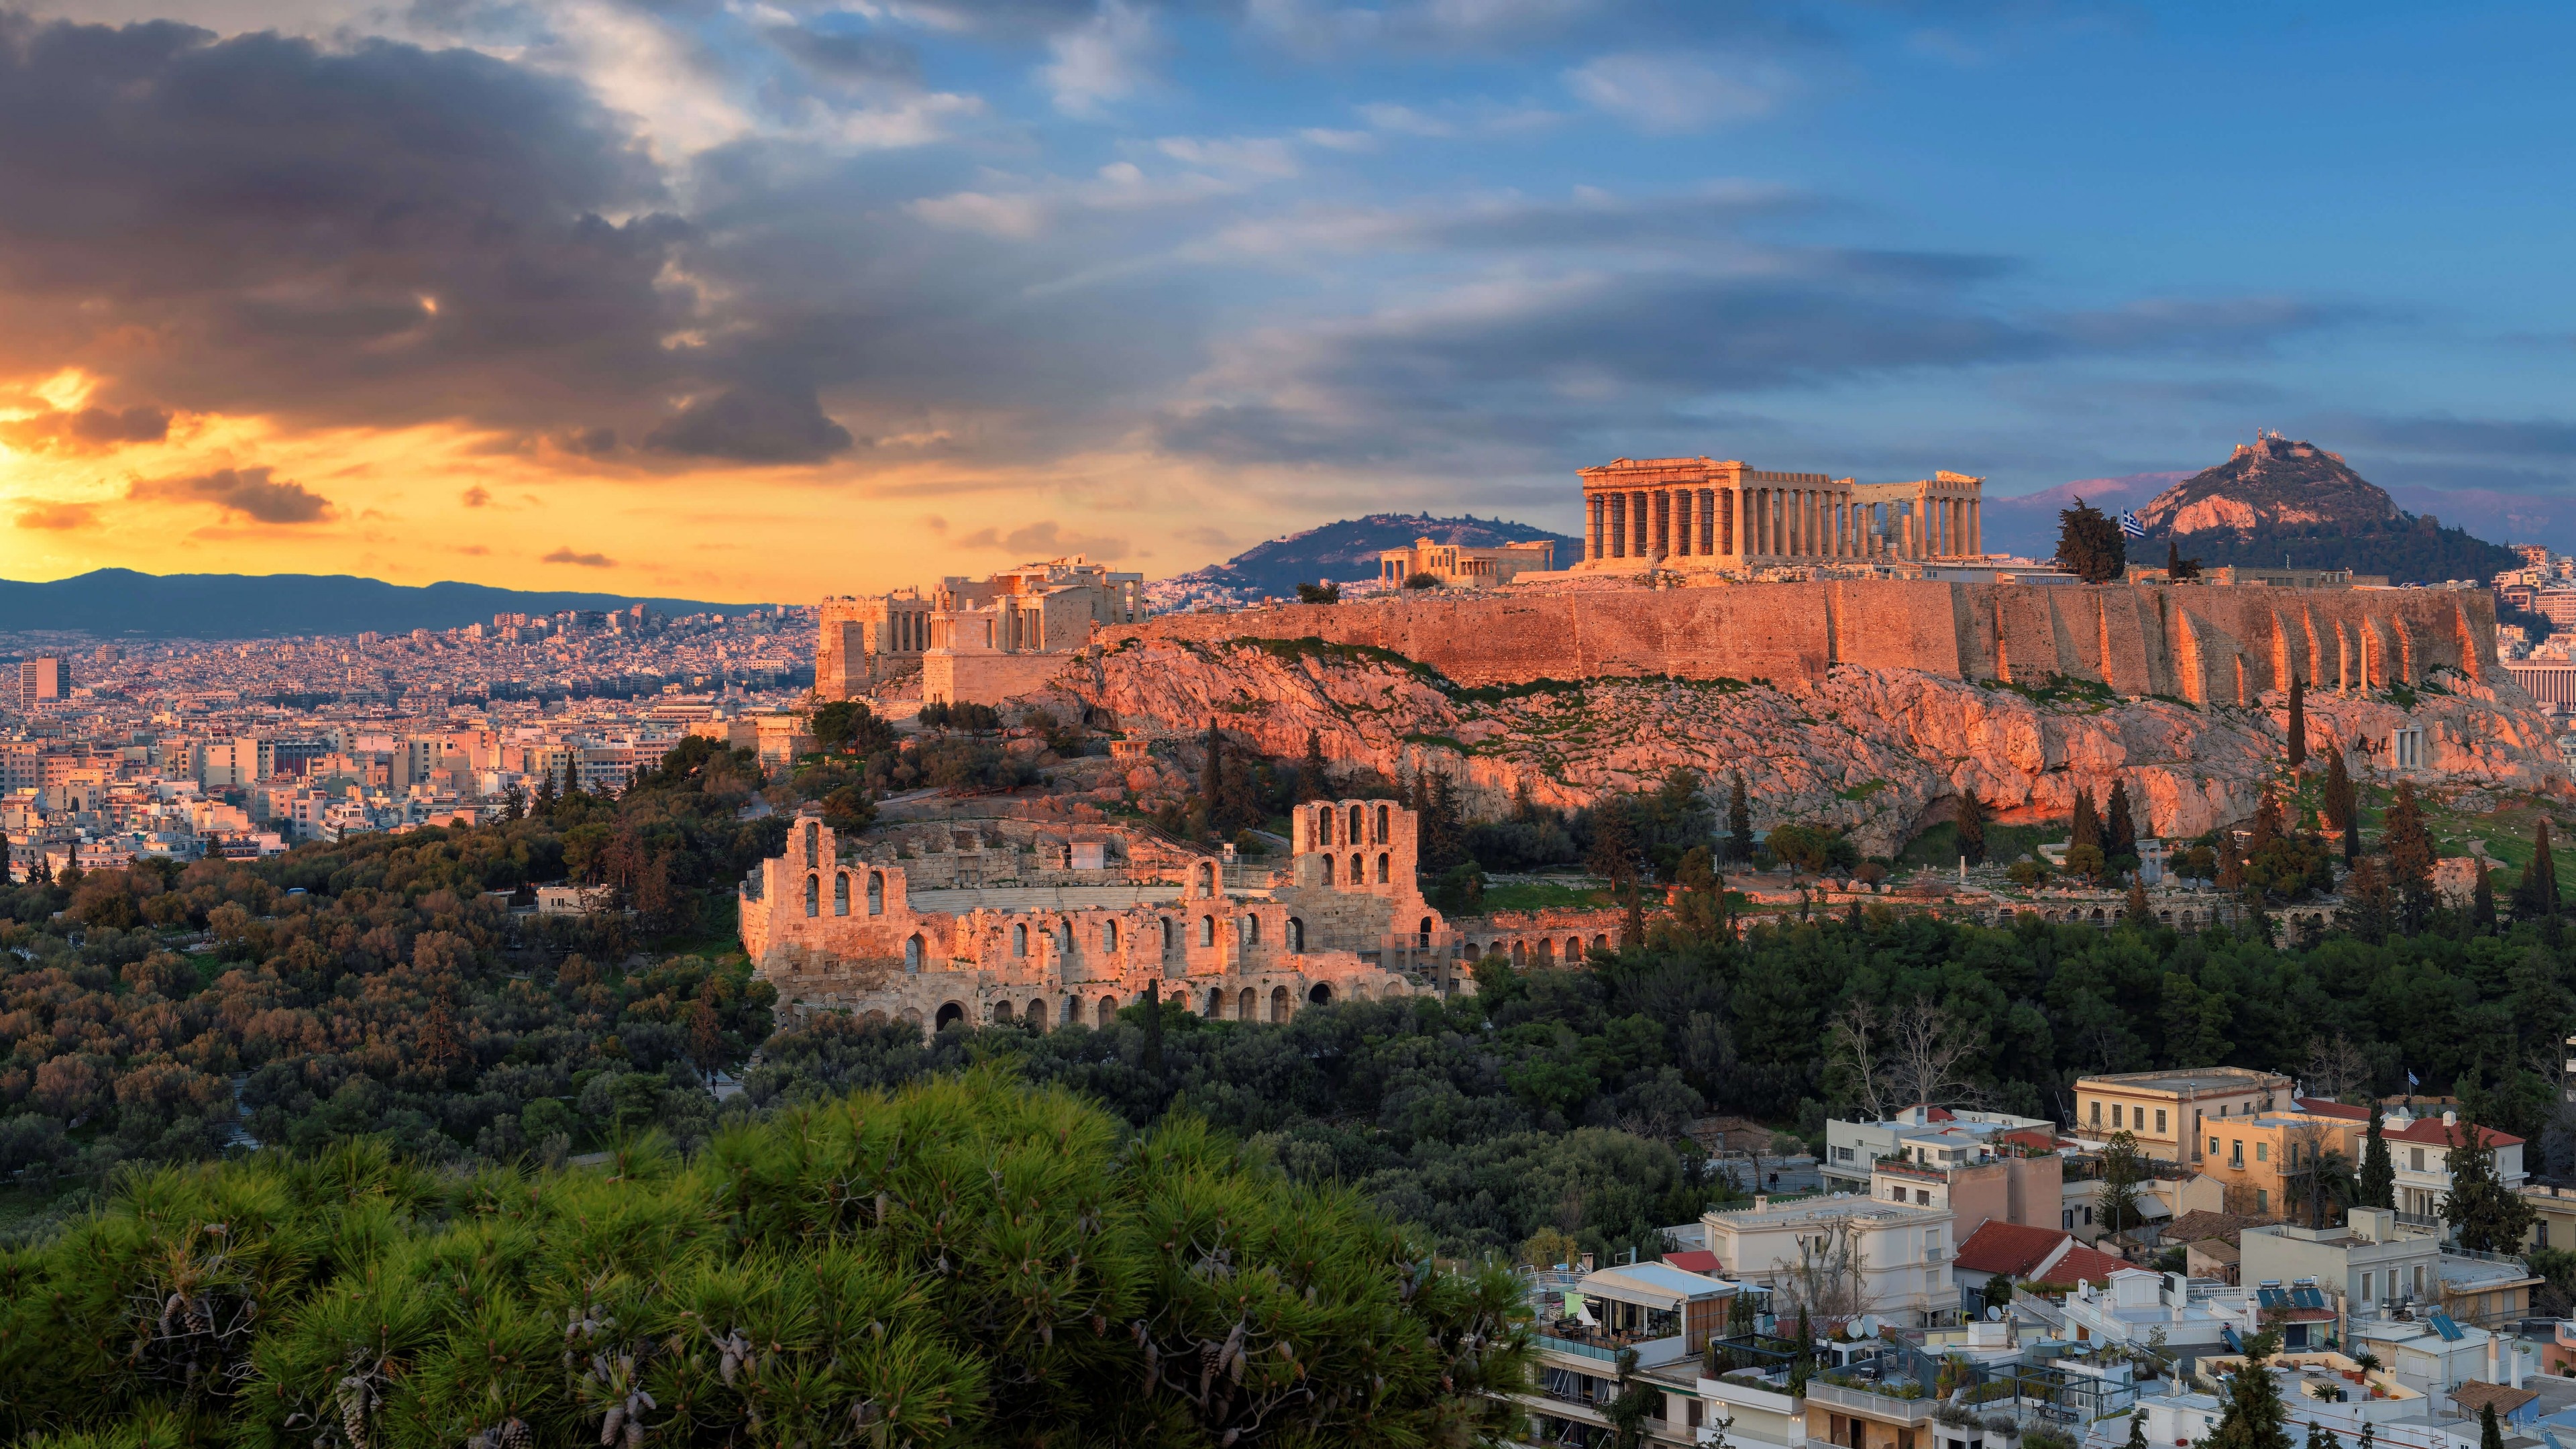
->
[1376,804,1391,843]
[2090,908,2105,924]
[1196,861,1216,895]
[1510,939,1526,963]
[1346,803,1362,841]
[1348,852,1362,884]
[1161,916,1175,949]
[1240,914,1260,946]
[1199,914,1216,947]
[1538,938,1556,964]
[1375,852,1389,884]
[1205,986,1225,1018]
[1104,918,1120,953]
[1567,936,1582,959]
[902,1007,924,1029]
[1014,922,1028,956]
[804,873,820,917]
[1315,804,1334,845]
[1419,917,1434,947]
[1059,919,1075,953]
[1287,917,1305,951]
[1026,999,1049,1030]
[861,1009,888,1026]
[833,873,850,916]
[867,871,884,915]
[1097,994,1118,1027]
[904,934,924,971]
[1591,934,1609,953]
[805,820,820,863]
[1352,983,1371,1002]
[991,1000,1014,1024]
[1238,987,1256,1020]
[934,1000,965,1030]
[1308,982,1333,1006]
[1321,854,1336,885]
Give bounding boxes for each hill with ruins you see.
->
[2135,433,2520,583]
[1150,513,1578,607]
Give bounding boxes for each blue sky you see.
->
[3,0,2574,594]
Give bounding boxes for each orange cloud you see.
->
[542,546,615,567]
[128,466,335,524]
[14,501,97,531]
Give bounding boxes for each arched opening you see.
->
[1566,936,1581,960]
[2090,908,2105,924]
[1196,861,1216,895]
[805,821,819,863]
[867,872,884,915]
[1346,804,1362,841]
[1352,984,1371,1002]
[1538,938,1555,964]
[1591,934,1608,953]
[1098,994,1118,1026]
[1321,853,1335,885]
[991,1000,1014,1023]
[1199,914,1215,947]
[1376,804,1390,843]
[1205,987,1224,1018]
[862,1009,888,1026]
[1287,918,1305,951]
[804,874,820,917]
[1307,982,1333,1006]
[1014,923,1028,956]
[833,873,850,916]
[1241,914,1260,946]
[1026,999,1049,1030]
[1510,940,1526,963]
[1059,920,1075,953]
[1104,919,1120,952]
[1238,987,1256,1020]
[1270,985,1290,1022]
[904,934,923,971]
[1375,853,1390,884]
[934,1001,965,1030]
[1161,916,1175,949]
[1348,852,1362,885]
[902,1007,924,1031]
[1315,805,1333,845]
[1419,918,1434,948]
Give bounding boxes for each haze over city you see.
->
[6,1,2576,600]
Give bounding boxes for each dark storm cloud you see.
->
[0,13,685,435]
[128,466,336,523]
[643,385,856,463]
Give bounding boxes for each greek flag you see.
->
[2407,1069,2420,1088]
[2118,511,2146,540]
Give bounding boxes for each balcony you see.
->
[1805,1380,1937,1424]
[1538,1329,1692,1368]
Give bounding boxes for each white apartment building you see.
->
[1695,1194,1958,1327]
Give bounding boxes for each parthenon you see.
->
[1573,456,1986,570]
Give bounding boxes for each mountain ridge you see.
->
[2133,433,2520,584]
[1153,513,1580,606]
[0,568,767,640]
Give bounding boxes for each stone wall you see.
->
[1099,581,2497,701]
[923,650,1079,706]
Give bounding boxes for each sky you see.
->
[3,0,2575,603]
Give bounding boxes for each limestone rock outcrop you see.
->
[1040,637,2563,856]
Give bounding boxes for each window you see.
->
[2210,1136,2220,1156]
[1892,1185,1905,1201]
[1916,1190,1930,1205]
[2414,1266,2426,1296]
[833,873,849,916]
[1377,804,1390,843]
[2361,1272,2373,1302]
[1835,1146,1856,1163]
[2256,1189,2269,1214]
[2112,1104,2124,1128]
[2229,1141,2243,1168]
[2218,1104,2227,1116]
[2155,1110,2167,1134]
[1014,924,1028,955]
[2542,1223,2553,1250]
[2255,1142,2269,1163]
[2410,1147,2426,1172]
[804,874,818,917]
[2084,1206,2094,1224]
[1375,853,1390,884]
[2090,1100,2102,1127]
[1104,920,1119,952]
[867,872,883,915]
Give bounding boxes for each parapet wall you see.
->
[1103,582,2497,702]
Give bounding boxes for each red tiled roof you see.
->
[1925,1106,1957,1122]
[2050,1246,2133,1285]
[1664,1250,1723,1275]
[2388,1119,2524,1149]
[1996,1128,2063,1152]
[1955,1220,2072,1277]
[2295,1098,2372,1122]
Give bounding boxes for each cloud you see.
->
[461,486,492,508]
[1209,183,1815,258]
[542,545,615,566]
[1566,52,1791,134]
[128,466,335,523]
[2337,415,2576,460]
[957,519,1128,558]
[1042,0,1158,115]
[0,402,171,453]
[14,500,97,530]
[643,386,855,463]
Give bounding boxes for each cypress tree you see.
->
[2324,741,2357,863]
[2251,790,2282,853]
[1299,729,1330,804]
[2473,861,2497,934]
[2216,830,2245,891]
[1957,792,1988,867]
[2516,820,2559,920]
[2126,877,2153,926]
[2287,674,2307,768]
[2359,1104,2395,1209]
[1727,773,1755,865]
[2481,1404,2504,1449]
[2072,787,2102,853]
[2206,1333,2292,1449]
[2129,1414,2151,1449]
[2107,779,2137,859]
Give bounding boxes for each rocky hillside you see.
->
[1148,513,1577,610]
[1040,637,2563,854]
[2135,433,2519,584]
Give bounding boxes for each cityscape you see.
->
[13,3,2576,1448]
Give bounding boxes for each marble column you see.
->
[1587,495,1602,561]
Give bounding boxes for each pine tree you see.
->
[2359,1104,2395,1209]
[2217,830,2245,891]
[2107,780,2137,859]
[2444,1120,2537,1252]
[2055,498,2127,584]
[2286,674,2307,768]
[2072,787,2102,853]
[1957,792,1988,867]
[1727,773,1755,865]
[2324,741,2358,863]
[2127,877,2153,926]
[2251,790,2282,853]
[2473,861,2497,934]
[2383,780,2435,930]
[2206,1333,2292,1449]
[2515,820,2559,920]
